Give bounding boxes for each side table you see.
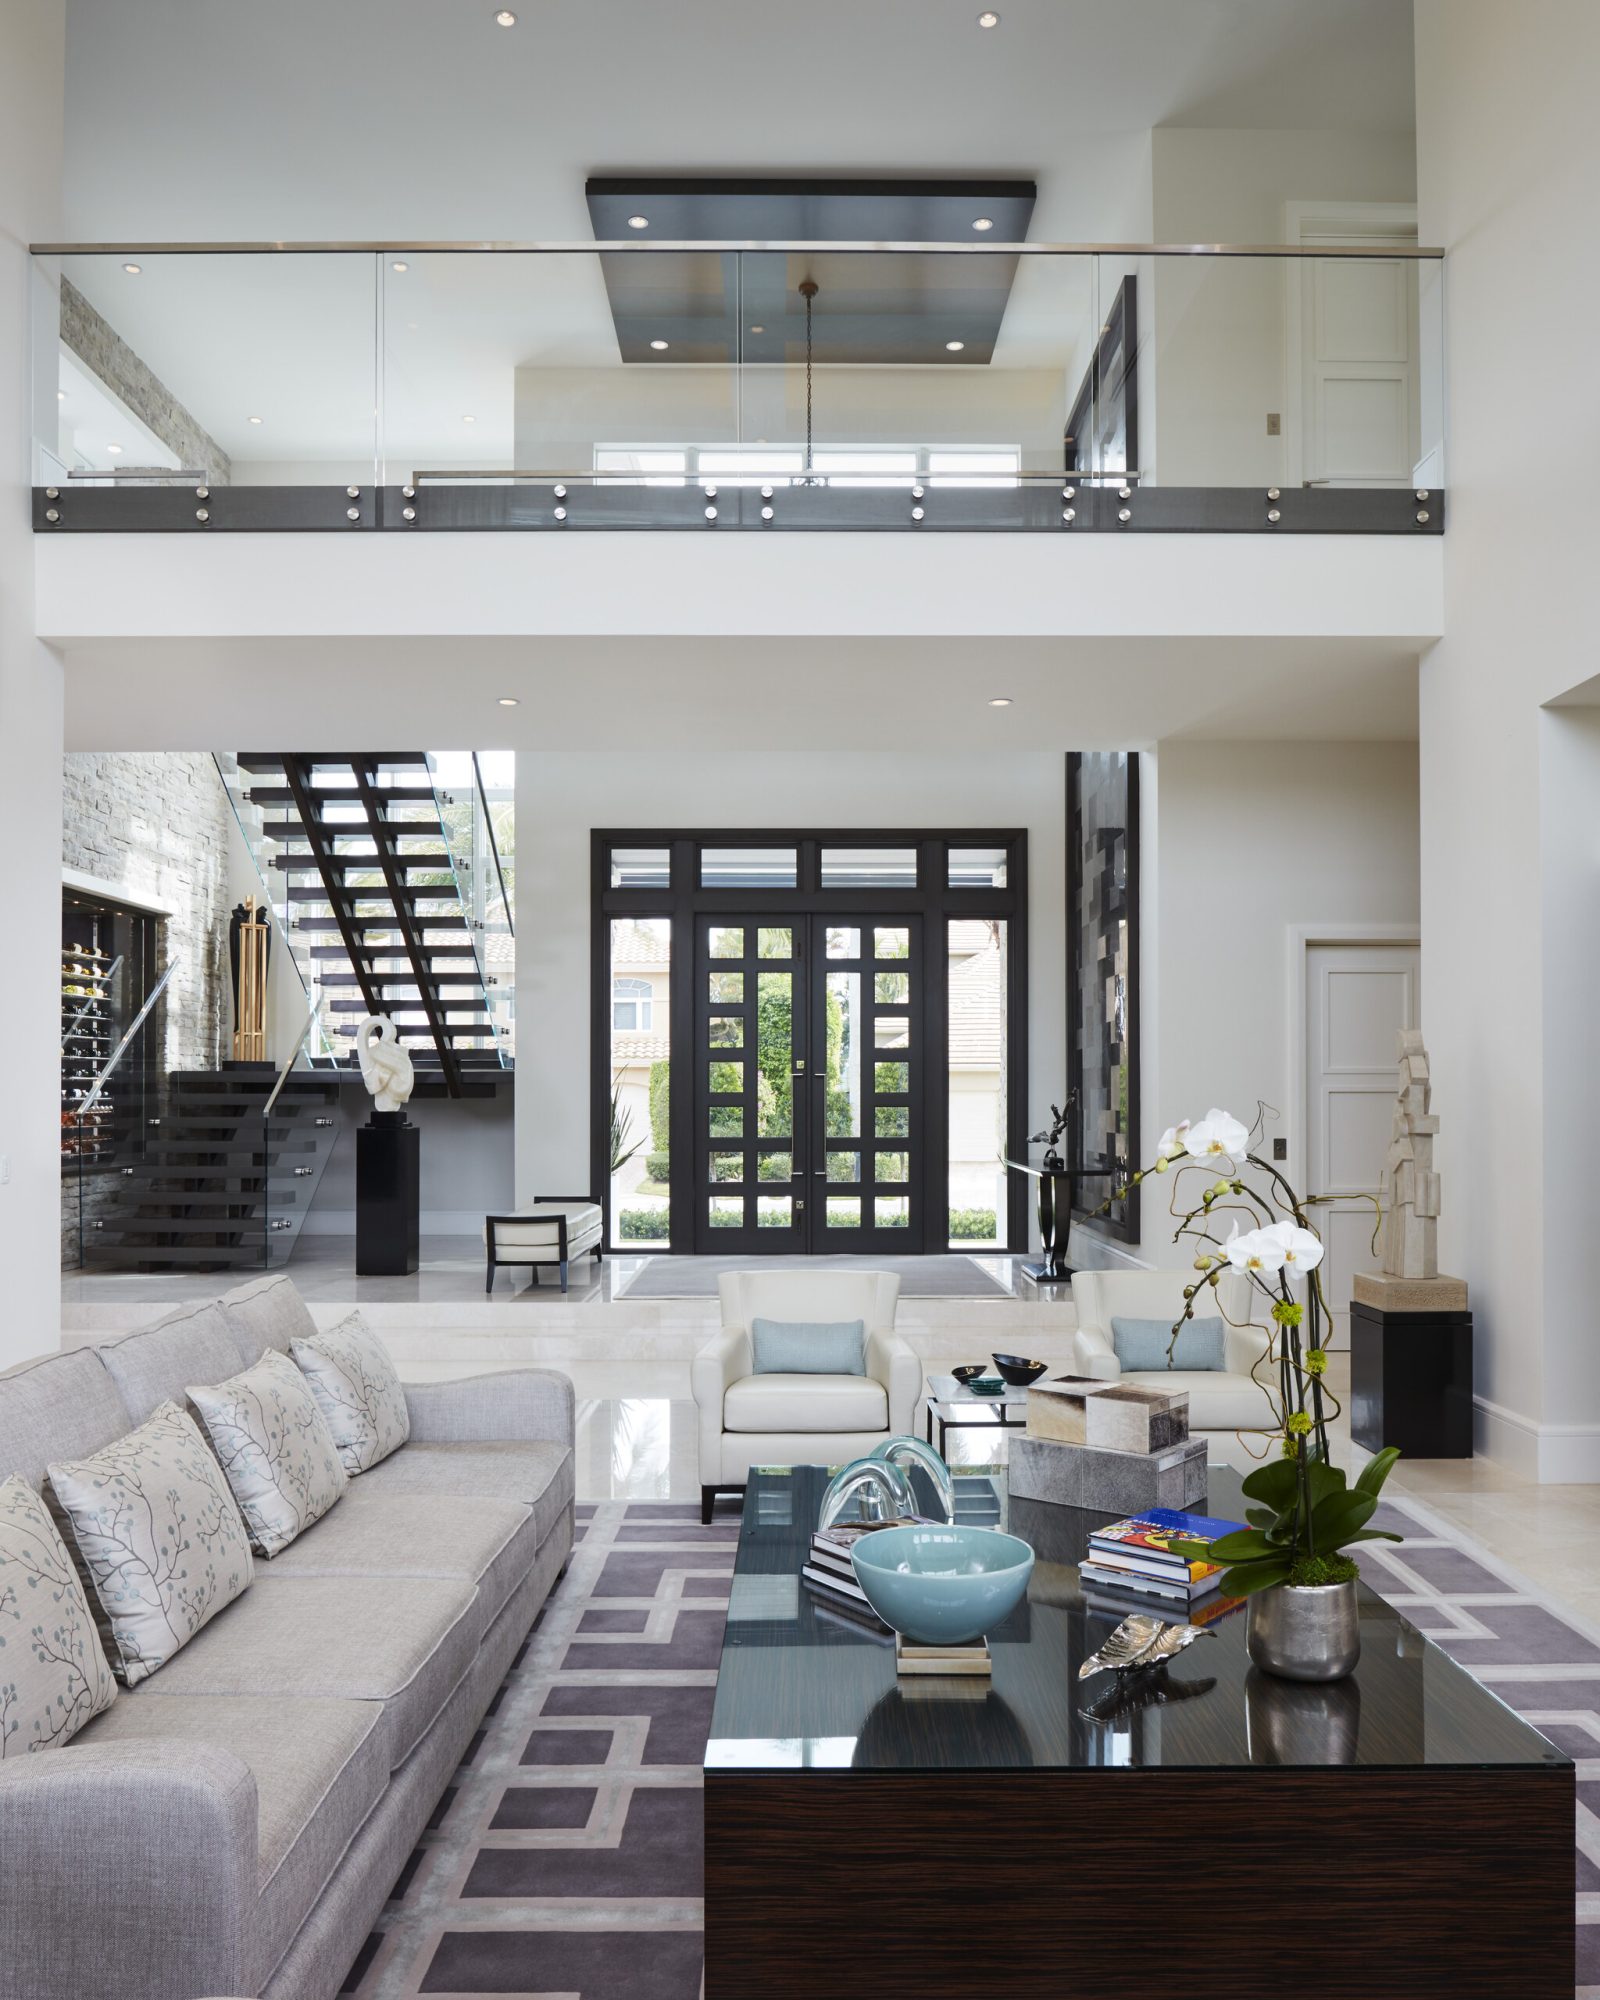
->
[1350,1270,1473,1458]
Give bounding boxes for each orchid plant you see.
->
[1091,1105,1402,1591]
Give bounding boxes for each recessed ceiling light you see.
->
[391,260,408,273]
[627,215,650,230]
[462,414,476,423]
[989,696,1013,707]
[106,443,122,455]
[122,262,141,275]
[248,414,263,424]
[494,9,516,24]
[977,9,1001,24]
[57,389,66,401]
[650,339,669,351]
[946,340,966,352]
[749,325,765,334]
[972,217,994,232]
[497,696,519,706]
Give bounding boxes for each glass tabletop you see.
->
[705,1464,1569,1776]
[925,1372,1031,1410]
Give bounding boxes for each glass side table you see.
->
[923,1372,1032,1457]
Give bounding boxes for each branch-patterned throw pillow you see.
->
[290,1311,410,1475]
[0,1475,118,1752]
[45,1405,253,1688]
[186,1348,348,1558]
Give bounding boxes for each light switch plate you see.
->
[1266,412,1282,436]
[1272,1137,1288,1161]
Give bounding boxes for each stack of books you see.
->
[801,1521,902,1633]
[1078,1507,1244,1613]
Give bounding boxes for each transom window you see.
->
[612,976,653,1031]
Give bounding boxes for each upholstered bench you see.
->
[483,1196,604,1293]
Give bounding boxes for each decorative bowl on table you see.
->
[991,1353,1048,1387]
[951,1363,989,1386]
[964,1376,1008,1396]
[850,1524,1035,1647]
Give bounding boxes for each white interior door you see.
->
[1305,941,1420,1347]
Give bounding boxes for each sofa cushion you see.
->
[0,1347,132,1489]
[144,1573,479,1771]
[97,1301,248,1427]
[46,1403,255,1687]
[187,1350,348,1559]
[75,1690,386,1991]
[752,1317,866,1376]
[290,1312,410,1475]
[722,1372,888,1435]
[218,1273,320,1369]
[357,1440,573,1546]
[485,1202,602,1254]
[265,1487,535,1629]
[1111,1314,1227,1373]
[0,1474,118,1752]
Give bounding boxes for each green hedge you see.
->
[948,1207,998,1241]
[618,1208,671,1241]
[648,1061,671,1154]
[644,1152,671,1182]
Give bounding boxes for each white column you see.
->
[1416,0,1600,1478]
[0,1,65,1365]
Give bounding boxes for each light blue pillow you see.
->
[751,1317,867,1376]
[1110,1315,1227,1372]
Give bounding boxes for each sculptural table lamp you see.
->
[355,1015,420,1276]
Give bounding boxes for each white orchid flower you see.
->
[1260,1218,1325,1273]
[1184,1107,1251,1167]
[1220,1221,1287,1275]
[1156,1119,1190,1161]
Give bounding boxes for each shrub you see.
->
[648,1061,671,1154]
[947,1207,998,1241]
[618,1208,671,1241]
[644,1152,671,1183]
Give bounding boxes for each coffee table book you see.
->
[704,1463,1574,2000]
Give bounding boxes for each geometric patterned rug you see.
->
[340,1493,1595,1998]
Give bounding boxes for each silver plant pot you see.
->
[1246,1579,1361,1682]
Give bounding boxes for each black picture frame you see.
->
[1064,274,1138,478]
[1066,754,1140,1243]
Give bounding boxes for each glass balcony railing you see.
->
[28,242,1444,534]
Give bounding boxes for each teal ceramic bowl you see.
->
[850,1524,1035,1646]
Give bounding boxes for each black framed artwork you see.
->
[1066,752,1140,1242]
[1063,274,1138,478]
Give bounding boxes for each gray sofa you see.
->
[0,1273,575,2000]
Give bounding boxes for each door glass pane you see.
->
[876,1150,910,1183]
[876,1105,910,1138]
[708,1060,742,1094]
[874,970,909,1004]
[758,927,792,958]
[701,846,798,888]
[826,927,860,959]
[949,846,1008,888]
[757,971,792,1137]
[709,1015,743,1047]
[709,1198,742,1228]
[758,1151,792,1182]
[875,1195,911,1230]
[610,847,671,889]
[710,1151,742,1183]
[825,971,861,1138]
[709,971,743,1003]
[709,927,744,958]
[710,1104,743,1138]
[874,1015,910,1049]
[874,1062,909,1093]
[874,927,911,960]
[609,916,670,1249]
[757,1195,792,1229]
[826,1150,860,1183]
[820,847,918,889]
[949,916,1008,1249]
[826,1196,862,1228]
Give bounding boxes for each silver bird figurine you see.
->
[1078,1612,1215,1680]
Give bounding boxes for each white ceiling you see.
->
[57,634,1422,751]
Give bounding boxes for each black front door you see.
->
[692,914,925,1253]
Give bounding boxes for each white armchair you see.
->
[693,1270,920,1521]
[1071,1267,1276,1431]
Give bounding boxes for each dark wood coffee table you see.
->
[703,1465,1573,2000]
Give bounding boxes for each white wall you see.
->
[0,0,65,1367]
[514,751,1066,1249]
[1416,0,1600,1480]
[300,1089,514,1234]
[1137,739,1421,1260]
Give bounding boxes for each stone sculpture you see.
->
[1379,1027,1440,1280]
[355,1014,415,1114]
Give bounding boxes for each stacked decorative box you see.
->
[1008,1375,1208,1512]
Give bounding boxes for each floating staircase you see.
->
[80,1067,341,1270]
[234,753,507,1098]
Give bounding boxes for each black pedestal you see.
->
[357,1114,419,1276]
[1351,1300,1474,1458]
